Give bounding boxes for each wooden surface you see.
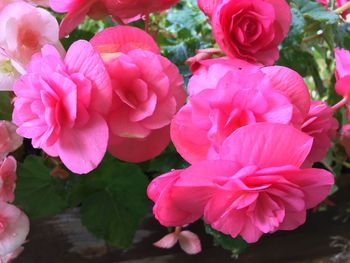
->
[13,206,350,263]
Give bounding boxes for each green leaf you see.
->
[15,155,68,219]
[205,224,248,256]
[0,92,12,120]
[292,0,340,24]
[80,155,149,248]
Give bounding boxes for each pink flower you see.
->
[51,0,179,38]
[335,48,350,102]
[105,0,179,23]
[0,157,16,203]
[197,0,222,17]
[0,202,29,257]
[301,101,338,166]
[154,227,201,255]
[210,0,292,65]
[0,121,23,160]
[172,64,310,164]
[91,26,186,163]
[149,123,334,243]
[12,40,112,174]
[0,2,61,67]
[341,124,350,158]
[49,0,109,38]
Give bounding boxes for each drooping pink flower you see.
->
[91,26,186,163]
[0,2,61,67]
[49,0,109,38]
[335,48,350,102]
[149,123,334,243]
[12,40,112,174]
[0,202,29,257]
[301,101,338,166]
[172,64,310,164]
[51,0,179,38]
[209,0,292,65]
[0,157,16,203]
[154,227,201,255]
[341,124,350,157]
[0,121,23,161]
[105,0,179,23]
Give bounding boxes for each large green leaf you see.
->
[80,155,149,248]
[292,0,340,24]
[15,155,68,219]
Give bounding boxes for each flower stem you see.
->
[145,14,150,33]
[335,1,350,14]
[331,97,347,111]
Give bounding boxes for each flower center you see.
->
[18,27,40,49]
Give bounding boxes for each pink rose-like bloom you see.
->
[301,101,338,166]
[12,41,112,174]
[91,26,186,163]
[148,123,334,243]
[172,63,310,164]
[209,0,292,65]
[0,202,29,257]
[0,157,16,203]
[0,122,23,160]
[0,2,61,67]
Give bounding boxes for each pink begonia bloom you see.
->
[0,157,16,203]
[154,228,201,255]
[12,41,112,174]
[0,53,20,91]
[0,122,23,161]
[0,202,29,256]
[301,101,338,166]
[197,0,222,17]
[0,2,61,67]
[148,123,334,243]
[91,26,186,163]
[341,124,350,157]
[51,0,179,37]
[209,0,292,65]
[0,246,23,263]
[335,48,350,101]
[172,65,310,164]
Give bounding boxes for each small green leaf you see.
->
[205,224,248,256]
[80,155,149,248]
[0,92,12,120]
[15,155,68,219]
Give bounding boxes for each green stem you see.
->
[335,1,350,15]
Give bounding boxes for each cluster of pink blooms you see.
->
[0,121,29,263]
[147,0,350,246]
[2,0,350,257]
